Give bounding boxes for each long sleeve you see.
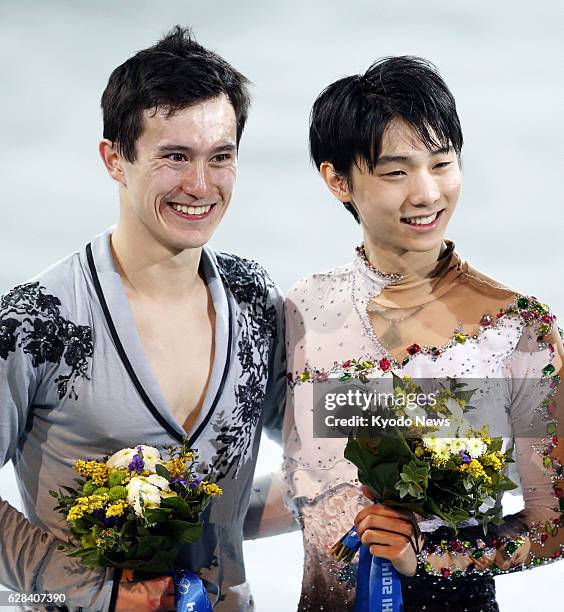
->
[0,291,116,611]
[420,318,564,577]
[243,472,299,540]
[261,284,287,445]
[244,286,300,540]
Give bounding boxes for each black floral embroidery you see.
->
[0,318,20,359]
[209,254,279,479]
[0,282,93,400]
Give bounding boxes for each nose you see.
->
[179,161,211,200]
[406,171,441,208]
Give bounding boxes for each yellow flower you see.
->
[73,460,109,486]
[167,453,197,478]
[94,529,115,548]
[459,459,491,483]
[167,458,186,478]
[105,499,129,518]
[66,494,109,522]
[199,482,222,496]
[481,452,504,472]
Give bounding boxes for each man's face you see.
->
[347,119,461,255]
[118,94,238,251]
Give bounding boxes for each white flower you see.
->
[423,436,447,454]
[126,476,164,517]
[405,404,428,420]
[445,438,466,453]
[435,446,452,461]
[136,446,162,472]
[106,448,137,469]
[466,438,488,459]
[445,398,464,421]
[145,474,170,490]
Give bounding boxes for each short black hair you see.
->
[101,25,251,162]
[309,56,463,223]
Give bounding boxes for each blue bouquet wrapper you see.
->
[173,568,213,612]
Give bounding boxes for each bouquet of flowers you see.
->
[50,440,221,611]
[331,374,517,611]
[344,375,516,539]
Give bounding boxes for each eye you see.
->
[212,153,232,163]
[433,161,452,170]
[166,153,187,162]
[383,170,406,177]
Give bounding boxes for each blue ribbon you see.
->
[346,529,403,612]
[173,568,213,612]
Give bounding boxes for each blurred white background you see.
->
[0,1,562,610]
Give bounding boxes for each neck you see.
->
[362,235,446,277]
[111,216,203,302]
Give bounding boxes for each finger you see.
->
[471,556,493,571]
[361,485,377,501]
[367,540,413,561]
[494,550,513,571]
[361,528,412,548]
[356,514,414,539]
[355,503,415,527]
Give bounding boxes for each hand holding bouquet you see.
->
[50,440,221,611]
[331,374,518,611]
[342,375,517,536]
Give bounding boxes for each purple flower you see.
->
[170,477,188,485]
[459,450,472,464]
[190,477,203,489]
[104,516,119,527]
[128,451,145,474]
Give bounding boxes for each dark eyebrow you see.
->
[375,147,451,166]
[155,142,237,155]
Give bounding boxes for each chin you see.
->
[158,228,213,252]
[411,236,446,251]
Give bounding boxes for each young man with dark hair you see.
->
[277,56,563,610]
[0,26,285,611]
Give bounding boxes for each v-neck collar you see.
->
[83,227,232,446]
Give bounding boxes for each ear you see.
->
[99,139,126,185]
[319,162,353,203]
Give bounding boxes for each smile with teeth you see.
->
[170,203,213,216]
[401,210,442,225]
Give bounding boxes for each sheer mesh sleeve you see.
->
[243,472,299,540]
[419,316,564,577]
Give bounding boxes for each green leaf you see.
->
[394,461,429,500]
[155,464,171,480]
[391,372,405,390]
[135,535,173,559]
[62,486,80,496]
[143,508,172,524]
[161,495,196,521]
[499,478,519,491]
[378,433,413,461]
[164,520,203,544]
[382,499,428,516]
[361,460,403,499]
[344,437,379,474]
[396,479,424,499]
